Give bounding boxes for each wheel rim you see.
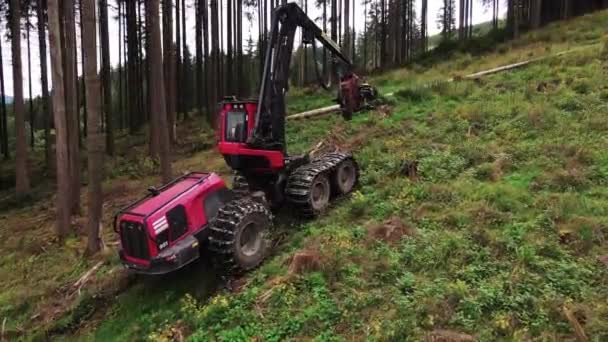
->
[337,162,356,193]
[239,222,262,257]
[311,175,330,210]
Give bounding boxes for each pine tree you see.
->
[438,0,456,41]
[37,0,53,168]
[147,0,173,182]
[10,0,31,198]
[82,0,105,254]
[48,0,71,238]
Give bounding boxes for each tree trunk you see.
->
[380,0,386,68]
[118,0,123,130]
[351,0,355,61]
[162,0,176,144]
[11,0,31,198]
[323,0,327,75]
[458,0,464,40]
[0,36,8,159]
[362,0,366,70]
[176,0,182,119]
[99,0,113,156]
[38,0,52,169]
[82,0,104,255]
[514,0,520,38]
[79,0,88,140]
[331,0,337,81]
[468,0,473,38]
[562,0,570,19]
[48,0,71,239]
[226,0,233,94]
[181,0,187,114]
[195,0,203,116]
[210,0,220,124]
[344,0,350,62]
[26,13,35,149]
[147,0,173,183]
[203,0,210,117]
[236,0,244,96]
[127,0,141,134]
[138,1,147,129]
[219,0,224,95]
[63,0,81,213]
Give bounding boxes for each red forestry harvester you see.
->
[115,3,376,275]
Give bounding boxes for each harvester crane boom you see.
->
[250,2,358,151]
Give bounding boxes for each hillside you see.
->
[1,9,608,341]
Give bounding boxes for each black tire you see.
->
[208,199,273,274]
[332,159,358,195]
[310,173,331,212]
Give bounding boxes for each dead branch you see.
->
[1,317,6,342]
[72,260,105,293]
[563,305,588,342]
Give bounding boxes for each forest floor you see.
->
[1,10,608,341]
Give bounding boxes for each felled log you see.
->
[286,104,341,120]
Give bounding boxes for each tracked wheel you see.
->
[208,198,273,274]
[332,158,359,195]
[310,173,331,212]
[286,152,358,217]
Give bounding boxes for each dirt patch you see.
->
[557,217,603,254]
[426,329,476,342]
[598,255,608,267]
[287,250,324,275]
[367,216,416,245]
[374,105,393,118]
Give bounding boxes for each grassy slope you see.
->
[1,10,607,341]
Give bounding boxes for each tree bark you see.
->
[380,0,386,68]
[176,0,182,119]
[322,0,328,74]
[48,0,71,239]
[82,0,104,254]
[63,0,81,213]
[26,12,35,149]
[0,36,8,159]
[79,0,88,140]
[226,0,233,94]
[514,0,520,38]
[210,0,220,124]
[147,0,173,183]
[99,0,113,156]
[38,0,53,169]
[127,0,141,134]
[195,0,203,116]
[11,0,31,198]
[236,0,244,96]
[118,0,123,129]
[344,0,349,63]
[331,0,337,81]
[162,0,176,143]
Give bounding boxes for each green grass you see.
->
[2,9,608,341]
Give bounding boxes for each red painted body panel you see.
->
[129,176,205,216]
[218,143,285,169]
[117,172,227,265]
